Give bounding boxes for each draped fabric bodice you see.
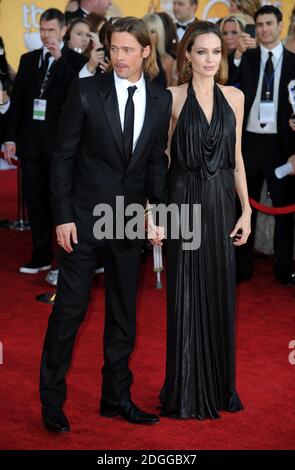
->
[170,80,236,180]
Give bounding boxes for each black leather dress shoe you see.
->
[274,271,295,286]
[100,398,159,425]
[42,405,70,433]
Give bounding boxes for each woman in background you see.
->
[143,13,174,87]
[219,15,245,56]
[64,18,90,54]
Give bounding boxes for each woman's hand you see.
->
[145,214,165,246]
[87,48,107,74]
[88,32,101,48]
[230,208,251,246]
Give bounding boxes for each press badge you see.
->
[259,101,275,123]
[33,99,47,121]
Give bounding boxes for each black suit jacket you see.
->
[228,47,295,160]
[51,72,172,243]
[65,8,87,24]
[0,113,6,144]
[5,45,87,159]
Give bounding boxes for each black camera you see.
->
[96,46,110,62]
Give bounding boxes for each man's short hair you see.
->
[254,5,283,24]
[40,8,65,28]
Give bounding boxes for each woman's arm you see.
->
[229,87,252,245]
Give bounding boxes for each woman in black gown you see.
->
[161,21,251,420]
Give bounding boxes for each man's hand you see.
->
[56,222,78,253]
[45,38,62,60]
[3,142,16,165]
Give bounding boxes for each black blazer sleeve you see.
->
[227,52,241,86]
[146,90,172,205]
[60,46,88,75]
[50,79,85,225]
[4,54,26,143]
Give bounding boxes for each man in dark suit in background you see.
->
[4,9,87,274]
[0,36,12,144]
[228,5,295,285]
[65,0,112,23]
[173,0,198,41]
[39,17,172,432]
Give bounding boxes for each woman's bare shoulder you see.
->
[218,84,244,103]
[218,84,244,116]
[167,84,188,119]
[167,83,188,97]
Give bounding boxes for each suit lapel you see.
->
[278,48,289,109]
[126,78,158,174]
[251,48,261,97]
[98,73,125,162]
[36,48,44,88]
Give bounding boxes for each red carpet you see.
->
[0,168,294,450]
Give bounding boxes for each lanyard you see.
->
[39,58,55,98]
[261,52,283,100]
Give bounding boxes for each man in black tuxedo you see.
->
[4,9,87,274]
[173,0,198,41]
[228,5,295,285]
[65,0,112,24]
[39,17,172,432]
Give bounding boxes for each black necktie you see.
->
[261,51,274,102]
[260,51,274,127]
[123,86,137,162]
[40,51,51,80]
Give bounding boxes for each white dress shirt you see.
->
[0,99,10,114]
[175,17,196,41]
[114,71,146,152]
[246,42,284,134]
